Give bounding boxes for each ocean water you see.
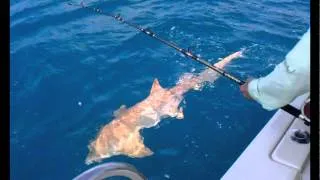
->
[10,0,309,179]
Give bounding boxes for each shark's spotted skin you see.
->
[85,51,243,165]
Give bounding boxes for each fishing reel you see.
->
[300,98,310,126]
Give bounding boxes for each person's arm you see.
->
[241,28,310,110]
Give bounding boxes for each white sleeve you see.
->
[247,28,310,111]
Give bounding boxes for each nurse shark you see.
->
[85,50,243,164]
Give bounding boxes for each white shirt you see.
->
[248,28,310,110]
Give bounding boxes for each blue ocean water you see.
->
[10,0,309,179]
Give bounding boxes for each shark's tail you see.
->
[197,50,243,83]
[213,51,243,69]
[174,50,243,92]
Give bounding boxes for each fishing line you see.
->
[67,2,310,125]
[68,1,245,84]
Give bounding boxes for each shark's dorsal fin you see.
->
[150,78,164,94]
[113,105,127,117]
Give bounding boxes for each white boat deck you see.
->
[221,93,310,180]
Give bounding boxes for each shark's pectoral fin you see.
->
[113,105,128,117]
[139,115,158,128]
[131,144,153,157]
[138,146,154,157]
[138,107,159,128]
[121,130,154,158]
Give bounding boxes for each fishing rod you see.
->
[68,2,243,84]
[67,2,310,126]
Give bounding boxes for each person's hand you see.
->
[240,78,254,100]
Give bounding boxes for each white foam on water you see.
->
[164,174,170,179]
